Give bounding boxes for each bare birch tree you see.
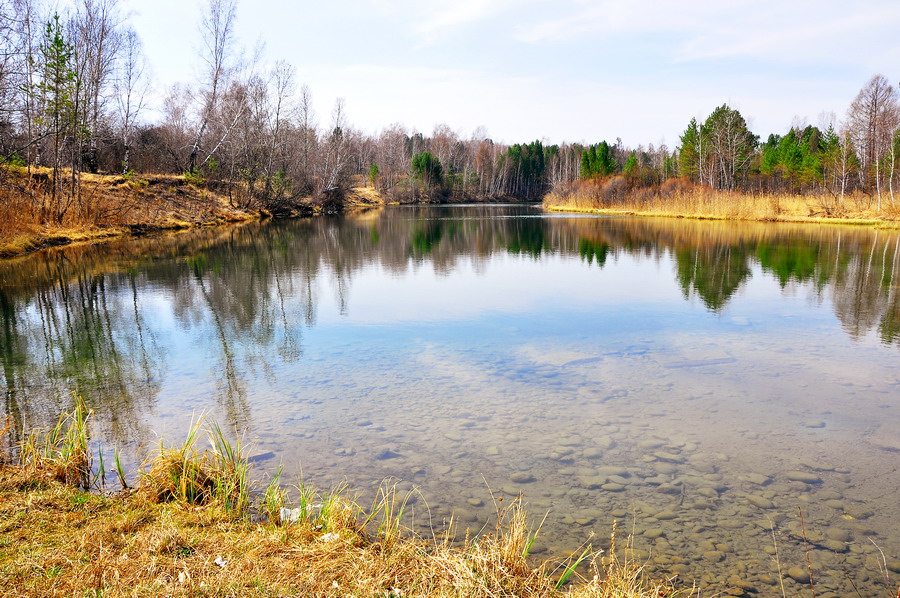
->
[114,27,147,173]
[72,0,122,173]
[188,0,237,174]
[847,74,900,210]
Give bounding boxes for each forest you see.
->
[1,0,900,240]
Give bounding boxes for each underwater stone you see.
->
[375,449,401,460]
[824,527,850,542]
[785,471,822,484]
[654,463,679,474]
[653,451,686,463]
[597,466,630,476]
[744,473,771,486]
[822,540,848,553]
[577,476,605,489]
[746,496,775,509]
[844,505,874,520]
[509,472,535,483]
[786,567,810,584]
[654,510,678,520]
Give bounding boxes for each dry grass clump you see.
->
[18,397,92,488]
[140,418,251,516]
[0,405,689,597]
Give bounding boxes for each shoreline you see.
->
[543,203,900,228]
[6,194,899,262]
[0,408,682,598]
[0,213,262,260]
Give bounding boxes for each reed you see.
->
[140,415,252,516]
[261,464,285,524]
[113,446,128,489]
[18,395,93,489]
[545,179,900,226]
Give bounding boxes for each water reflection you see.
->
[2,210,899,436]
[0,206,899,594]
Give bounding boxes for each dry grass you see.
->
[18,396,92,489]
[0,408,690,598]
[544,178,900,227]
[0,167,260,258]
[0,471,685,597]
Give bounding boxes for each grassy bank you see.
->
[544,178,900,227]
[0,169,266,259]
[0,404,684,598]
[0,168,389,259]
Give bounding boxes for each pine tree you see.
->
[34,14,78,222]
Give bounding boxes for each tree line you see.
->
[1,0,899,224]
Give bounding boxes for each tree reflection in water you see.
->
[0,207,898,453]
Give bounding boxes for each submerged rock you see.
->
[824,527,850,542]
[746,495,775,509]
[785,471,822,484]
[375,449,402,460]
[844,505,874,520]
[653,451,686,463]
[744,473,771,486]
[597,466,629,476]
[786,566,811,584]
[510,472,535,483]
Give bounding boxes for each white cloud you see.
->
[414,0,514,41]
[673,4,900,64]
[515,0,900,70]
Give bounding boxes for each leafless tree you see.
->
[72,0,122,173]
[113,28,146,173]
[847,74,900,209]
[293,83,316,193]
[317,97,351,205]
[188,0,237,174]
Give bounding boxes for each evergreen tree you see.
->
[411,151,442,188]
[678,118,702,182]
[34,14,78,221]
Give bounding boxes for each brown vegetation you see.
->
[0,407,686,598]
[544,177,900,225]
[0,168,388,259]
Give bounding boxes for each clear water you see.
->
[2,205,899,595]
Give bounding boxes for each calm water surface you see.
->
[2,205,900,594]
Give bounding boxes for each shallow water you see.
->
[2,205,899,595]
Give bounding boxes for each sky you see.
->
[116,0,900,147]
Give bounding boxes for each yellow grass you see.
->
[544,178,900,228]
[0,408,689,598]
[0,168,264,258]
[0,468,686,597]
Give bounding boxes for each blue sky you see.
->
[120,0,900,147]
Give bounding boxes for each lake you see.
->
[1,204,899,595]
